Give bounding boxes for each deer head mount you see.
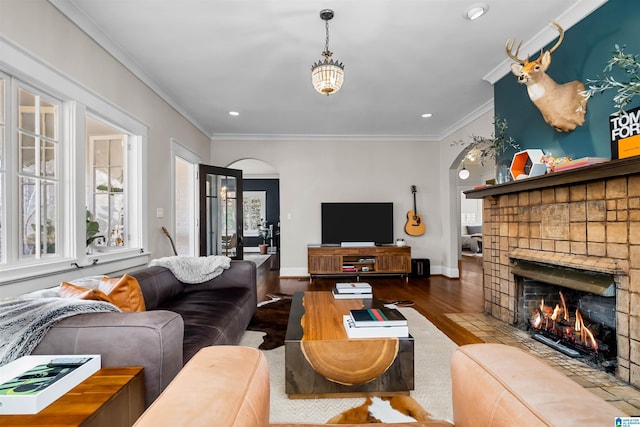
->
[506,21,587,133]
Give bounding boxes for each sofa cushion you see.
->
[451,344,624,427]
[129,266,185,310]
[99,274,146,312]
[60,274,146,313]
[59,282,113,303]
[158,287,254,361]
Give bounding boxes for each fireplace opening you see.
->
[512,260,617,374]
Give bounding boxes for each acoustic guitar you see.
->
[404,185,425,236]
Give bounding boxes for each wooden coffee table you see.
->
[0,367,144,427]
[285,291,414,398]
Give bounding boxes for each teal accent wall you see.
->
[494,0,640,161]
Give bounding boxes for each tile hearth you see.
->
[445,312,640,416]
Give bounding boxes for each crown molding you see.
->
[210,133,442,143]
[483,0,608,85]
[211,98,494,143]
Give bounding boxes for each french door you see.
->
[198,165,243,259]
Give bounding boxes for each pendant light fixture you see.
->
[459,162,470,180]
[311,9,344,95]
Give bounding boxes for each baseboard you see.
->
[438,265,459,278]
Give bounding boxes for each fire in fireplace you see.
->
[512,260,617,373]
[528,290,615,364]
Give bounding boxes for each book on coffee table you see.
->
[332,289,372,299]
[349,308,407,327]
[335,282,372,294]
[342,315,408,338]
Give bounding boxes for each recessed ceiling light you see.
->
[421,113,433,118]
[229,111,240,116]
[465,4,488,20]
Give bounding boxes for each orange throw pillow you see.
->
[99,274,146,313]
[59,282,113,303]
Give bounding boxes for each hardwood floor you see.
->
[254,253,485,346]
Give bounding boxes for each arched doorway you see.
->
[228,159,280,266]
[449,149,494,262]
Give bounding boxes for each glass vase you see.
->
[495,159,512,184]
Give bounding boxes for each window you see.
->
[0,43,147,285]
[87,118,128,249]
[18,87,60,258]
[0,76,5,263]
[84,115,143,255]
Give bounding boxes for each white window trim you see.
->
[0,35,149,288]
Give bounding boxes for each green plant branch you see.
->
[451,115,520,165]
[582,44,640,113]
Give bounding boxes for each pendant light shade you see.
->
[311,9,344,95]
[459,162,470,180]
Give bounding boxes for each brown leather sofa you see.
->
[134,343,626,427]
[33,260,257,406]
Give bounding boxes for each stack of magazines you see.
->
[342,307,409,338]
[332,282,372,299]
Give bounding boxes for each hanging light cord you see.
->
[323,19,332,58]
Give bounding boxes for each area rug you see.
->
[239,307,457,424]
[246,298,291,350]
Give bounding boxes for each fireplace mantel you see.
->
[465,157,640,199]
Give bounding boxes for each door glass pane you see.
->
[219,176,237,256]
[204,174,219,256]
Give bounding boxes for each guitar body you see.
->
[405,210,426,236]
[405,185,426,236]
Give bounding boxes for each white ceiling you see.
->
[50,0,606,141]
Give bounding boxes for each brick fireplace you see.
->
[466,158,640,387]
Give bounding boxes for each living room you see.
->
[1,0,639,424]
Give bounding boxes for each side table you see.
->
[0,367,144,427]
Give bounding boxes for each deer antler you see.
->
[547,20,564,54]
[506,20,565,64]
[505,38,526,65]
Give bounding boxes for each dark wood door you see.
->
[198,165,243,259]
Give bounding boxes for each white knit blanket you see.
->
[0,297,120,366]
[149,255,231,284]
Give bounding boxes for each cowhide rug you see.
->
[246,297,291,350]
[326,396,438,424]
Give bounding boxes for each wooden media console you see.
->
[307,244,411,282]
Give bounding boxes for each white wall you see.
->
[212,120,493,278]
[1,0,211,262]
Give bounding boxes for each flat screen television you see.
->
[321,202,394,245]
